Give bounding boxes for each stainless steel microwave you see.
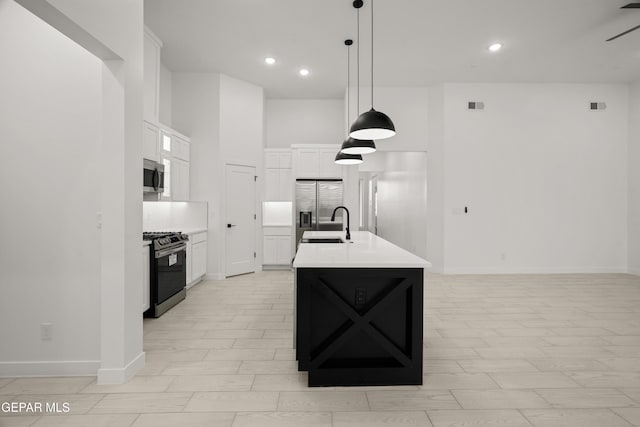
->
[143,159,165,200]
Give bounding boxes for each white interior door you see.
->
[225,164,256,277]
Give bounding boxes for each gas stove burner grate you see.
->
[143,231,183,240]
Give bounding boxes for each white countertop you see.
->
[293,231,431,269]
[181,228,207,235]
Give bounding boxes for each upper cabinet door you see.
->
[173,137,190,161]
[279,152,292,169]
[295,150,320,178]
[143,122,159,161]
[172,159,190,201]
[318,150,343,178]
[265,152,280,169]
[264,168,280,200]
[278,168,293,201]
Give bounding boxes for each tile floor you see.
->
[1,271,640,426]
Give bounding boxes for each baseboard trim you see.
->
[205,273,225,281]
[97,351,145,385]
[442,266,629,275]
[0,360,100,378]
[262,265,293,271]
[629,267,640,276]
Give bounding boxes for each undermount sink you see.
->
[301,237,344,244]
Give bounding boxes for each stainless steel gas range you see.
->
[143,232,189,317]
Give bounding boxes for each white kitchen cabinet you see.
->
[185,239,192,287]
[265,168,280,200]
[265,168,292,201]
[264,149,292,201]
[192,242,207,280]
[275,236,291,264]
[143,121,160,161]
[160,155,190,201]
[265,152,280,169]
[263,227,292,267]
[318,149,343,178]
[278,168,292,200]
[144,27,162,122]
[173,136,190,161]
[263,236,277,264]
[142,245,150,313]
[151,125,190,201]
[295,149,320,178]
[265,149,291,169]
[279,152,292,169]
[160,131,172,154]
[187,232,207,287]
[160,156,172,200]
[172,158,190,201]
[292,146,343,179]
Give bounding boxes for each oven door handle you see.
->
[155,244,186,259]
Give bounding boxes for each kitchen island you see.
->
[293,231,431,387]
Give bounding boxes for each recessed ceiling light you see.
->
[264,57,276,65]
[488,43,503,52]
[299,68,310,77]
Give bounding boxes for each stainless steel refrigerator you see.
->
[295,179,344,246]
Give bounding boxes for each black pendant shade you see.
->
[335,151,363,165]
[340,137,376,155]
[349,108,396,140]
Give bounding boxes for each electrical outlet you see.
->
[41,323,53,341]
[355,288,366,306]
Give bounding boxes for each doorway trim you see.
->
[223,162,258,278]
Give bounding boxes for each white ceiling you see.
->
[144,0,640,99]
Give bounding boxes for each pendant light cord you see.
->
[370,0,374,109]
[357,6,360,115]
[346,42,350,134]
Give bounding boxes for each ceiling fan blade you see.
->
[621,3,640,8]
[606,24,640,41]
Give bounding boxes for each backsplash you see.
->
[143,201,208,232]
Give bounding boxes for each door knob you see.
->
[227,223,237,228]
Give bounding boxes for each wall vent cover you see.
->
[468,101,485,110]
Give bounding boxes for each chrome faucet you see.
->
[331,206,350,241]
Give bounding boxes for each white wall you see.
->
[159,62,172,126]
[172,72,222,278]
[426,85,445,272]
[143,202,208,231]
[348,87,429,152]
[172,73,264,278]
[360,152,428,260]
[266,99,343,147]
[220,75,265,274]
[629,81,640,275]
[0,0,102,374]
[442,83,628,273]
[220,75,264,165]
[12,0,145,382]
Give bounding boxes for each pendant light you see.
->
[335,39,364,165]
[335,152,364,165]
[349,0,395,140]
[341,2,376,155]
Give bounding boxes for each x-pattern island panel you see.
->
[293,231,431,387]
